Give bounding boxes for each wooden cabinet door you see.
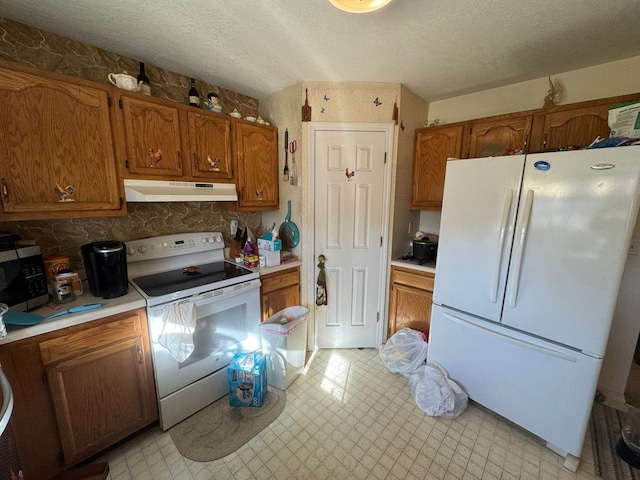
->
[467,115,533,158]
[186,110,233,180]
[262,284,300,321]
[40,309,157,467]
[233,119,279,210]
[411,125,464,210]
[539,104,619,151]
[531,93,640,151]
[388,267,434,337]
[0,341,63,480]
[0,63,123,220]
[119,94,184,178]
[260,267,300,321]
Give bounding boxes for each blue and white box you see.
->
[228,353,267,407]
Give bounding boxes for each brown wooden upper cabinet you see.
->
[117,93,185,179]
[465,114,533,158]
[232,118,279,211]
[411,92,640,210]
[185,110,233,180]
[411,124,464,210]
[0,61,124,220]
[530,93,640,152]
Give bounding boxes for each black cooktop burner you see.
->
[132,261,253,297]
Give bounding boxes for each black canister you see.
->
[81,241,128,299]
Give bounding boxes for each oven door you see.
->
[147,279,261,399]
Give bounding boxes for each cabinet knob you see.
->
[137,345,143,364]
[542,133,548,150]
[193,153,198,172]
[177,150,182,169]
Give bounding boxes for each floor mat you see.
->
[590,402,640,480]
[169,388,286,462]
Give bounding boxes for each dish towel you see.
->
[316,255,327,308]
[158,301,196,363]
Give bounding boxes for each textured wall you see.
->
[0,17,263,268]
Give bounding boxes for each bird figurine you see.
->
[207,155,221,171]
[543,76,562,108]
[148,148,163,167]
[53,182,75,202]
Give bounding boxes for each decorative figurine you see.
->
[205,92,223,113]
[53,182,75,202]
[543,76,562,108]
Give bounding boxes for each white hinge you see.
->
[384,152,387,164]
[380,237,383,247]
[377,312,379,322]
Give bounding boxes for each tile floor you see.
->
[98,348,600,480]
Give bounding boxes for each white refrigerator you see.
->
[428,146,640,467]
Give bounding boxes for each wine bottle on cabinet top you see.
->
[137,62,151,95]
[188,78,200,107]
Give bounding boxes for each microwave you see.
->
[0,245,48,311]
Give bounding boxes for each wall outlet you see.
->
[630,239,639,256]
[230,219,238,236]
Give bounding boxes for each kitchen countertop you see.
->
[0,261,302,345]
[249,260,301,275]
[390,259,437,274]
[0,285,145,345]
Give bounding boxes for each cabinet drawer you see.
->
[392,268,434,291]
[261,268,300,294]
[39,312,143,365]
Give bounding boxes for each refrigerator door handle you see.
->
[490,189,514,303]
[442,311,578,362]
[508,189,534,308]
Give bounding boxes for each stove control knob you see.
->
[214,236,223,243]
[138,245,148,254]
[127,246,136,255]
[207,236,214,243]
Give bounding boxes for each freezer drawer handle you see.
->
[491,189,513,303]
[508,189,534,308]
[442,312,577,362]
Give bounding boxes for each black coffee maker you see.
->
[81,241,128,298]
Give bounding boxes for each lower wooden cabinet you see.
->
[260,266,300,322]
[0,308,157,479]
[388,266,434,337]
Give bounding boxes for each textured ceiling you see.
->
[0,0,639,102]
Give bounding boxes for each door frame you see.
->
[306,122,394,350]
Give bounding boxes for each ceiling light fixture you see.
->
[329,0,394,13]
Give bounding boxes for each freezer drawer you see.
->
[428,304,600,458]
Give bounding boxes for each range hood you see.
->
[124,179,238,202]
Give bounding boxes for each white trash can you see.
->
[260,306,309,390]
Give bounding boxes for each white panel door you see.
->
[433,155,525,322]
[502,148,640,355]
[315,129,387,348]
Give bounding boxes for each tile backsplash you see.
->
[0,17,264,269]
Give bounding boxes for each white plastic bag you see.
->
[379,328,428,376]
[409,362,468,418]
